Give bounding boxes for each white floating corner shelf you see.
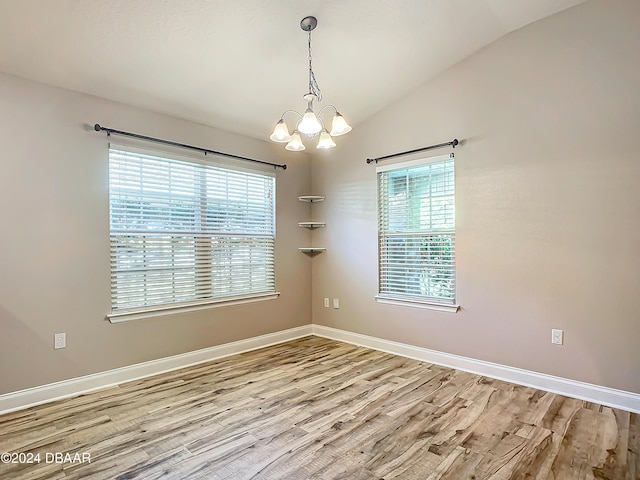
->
[298,195,325,203]
[298,222,326,229]
[298,247,326,254]
[298,195,325,254]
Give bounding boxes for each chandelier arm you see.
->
[317,115,327,131]
[316,104,338,118]
[279,109,303,121]
[280,110,304,134]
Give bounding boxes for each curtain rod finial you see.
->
[94,124,102,131]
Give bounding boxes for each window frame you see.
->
[106,144,279,323]
[375,153,459,313]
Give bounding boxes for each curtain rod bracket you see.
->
[93,124,287,170]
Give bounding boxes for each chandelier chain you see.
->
[307,30,322,102]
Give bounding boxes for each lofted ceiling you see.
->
[0,0,586,142]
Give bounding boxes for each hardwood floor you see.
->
[0,336,638,479]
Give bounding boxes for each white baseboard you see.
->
[311,324,640,414]
[2,323,638,415]
[0,325,312,415]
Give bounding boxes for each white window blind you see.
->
[109,147,276,314]
[377,154,456,305]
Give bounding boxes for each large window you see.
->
[108,146,276,319]
[376,153,457,311]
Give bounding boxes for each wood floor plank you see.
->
[0,336,638,479]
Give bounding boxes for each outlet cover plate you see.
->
[54,333,66,349]
[551,329,563,345]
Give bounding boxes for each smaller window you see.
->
[376,153,457,312]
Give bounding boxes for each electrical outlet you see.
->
[54,333,66,349]
[333,298,340,309]
[323,297,330,308]
[551,329,563,345]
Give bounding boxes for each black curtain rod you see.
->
[366,138,459,164]
[93,124,287,170]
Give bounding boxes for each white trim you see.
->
[0,325,312,415]
[2,324,638,416]
[109,142,277,176]
[107,292,281,323]
[375,152,454,172]
[311,325,640,414]
[375,295,459,313]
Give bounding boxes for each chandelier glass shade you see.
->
[270,16,351,151]
[284,132,305,152]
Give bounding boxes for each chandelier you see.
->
[270,16,352,151]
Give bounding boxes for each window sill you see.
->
[375,295,459,313]
[107,292,281,323]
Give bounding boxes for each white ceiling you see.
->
[0,0,586,141]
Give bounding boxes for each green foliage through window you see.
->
[378,155,455,303]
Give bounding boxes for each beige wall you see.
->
[1,0,638,398]
[0,74,312,394]
[310,0,640,393]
